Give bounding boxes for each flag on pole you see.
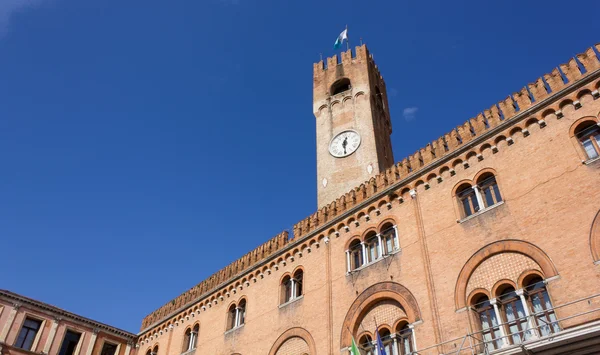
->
[376,327,388,355]
[334,28,348,49]
[349,335,361,355]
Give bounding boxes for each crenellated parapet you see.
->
[140,231,289,329]
[294,43,600,239]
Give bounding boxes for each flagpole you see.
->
[346,24,349,51]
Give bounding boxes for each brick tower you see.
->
[314,45,394,207]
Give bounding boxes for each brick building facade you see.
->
[3,43,600,355]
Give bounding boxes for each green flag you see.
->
[349,335,361,355]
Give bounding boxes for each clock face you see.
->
[329,130,361,158]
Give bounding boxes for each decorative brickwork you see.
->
[274,336,310,355]
[455,240,559,309]
[360,299,408,331]
[466,252,540,297]
[340,282,421,347]
[269,328,317,355]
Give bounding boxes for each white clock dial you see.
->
[329,130,361,158]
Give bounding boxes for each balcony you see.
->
[415,292,600,355]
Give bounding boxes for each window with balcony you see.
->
[472,295,502,351]
[14,317,42,351]
[378,328,394,355]
[396,322,415,355]
[497,285,529,345]
[358,334,373,355]
[525,276,559,336]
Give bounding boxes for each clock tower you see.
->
[314,45,394,207]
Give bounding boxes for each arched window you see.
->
[365,233,380,263]
[281,275,293,304]
[472,295,502,351]
[378,328,394,355]
[380,225,399,255]
[348,239,364,271]
[293,269,303,298]
[151,346,158,355]
[280,270,303,304]
[524,276,559,336]
[330,78,351,96]
[227,304,237,330]
[146,350,151,355]
[476,173,503,208]
[226,300,247,331]
[191,324,199,350]
[574,121,600,160]
[183,328,192,352]
[396,323,414,355]
[358,334,373,355]
[237,299,246,326]
[456,173,503,219]
[497,285,528,345]
[456,182,479,218]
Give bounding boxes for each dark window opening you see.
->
[330,78,351,96]
[15,318,42,351]
[58,330,81,355]
[101,342,118,355]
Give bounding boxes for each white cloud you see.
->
[0,0,46,38]
[403,107,418,122]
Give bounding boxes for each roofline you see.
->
[0,290,137,340]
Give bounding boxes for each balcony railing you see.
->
[413,292,600,355]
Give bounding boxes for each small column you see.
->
[0,303,20,342]
[390,334,399,355]
[124,342,133,355]
[345,250,351,272]
[472,186,485,210]
[377,234,383,258]
[490,298,507,348]
[392,225,399,250]
[361,242,367,265]
[234,308,240,328]
[85,328,99,355]
[43,317,61,354]
[516,289,539,339]
[74,331,86,355]
[409,323,418,353]
[290,279,296,300]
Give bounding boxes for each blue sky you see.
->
[1,0,598,332]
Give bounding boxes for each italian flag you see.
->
[349,336,360,355]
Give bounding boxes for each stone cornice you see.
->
[0,290,136,340]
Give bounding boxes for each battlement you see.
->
[140,231,289,330]
[295,43,600,239]
[313,44,384,81]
